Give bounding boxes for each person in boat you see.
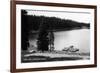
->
[62,45,79,52]
[69,45,79,52]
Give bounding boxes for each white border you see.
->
[16,5,95,69]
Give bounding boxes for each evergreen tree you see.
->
[21,10,29,50]
[37,18,49,52]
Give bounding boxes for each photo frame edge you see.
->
[10,1,16,73]
[10,1,97,72]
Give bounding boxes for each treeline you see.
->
[22,10,90,32]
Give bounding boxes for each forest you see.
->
[21,10,90,31]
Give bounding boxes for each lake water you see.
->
[54,29,90,53]
[29,29,90,53]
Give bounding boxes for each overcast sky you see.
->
[26,9,91,23]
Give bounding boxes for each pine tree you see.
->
[21,10,29,50]
[37,18,49,52]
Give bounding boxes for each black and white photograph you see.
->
[13,2,97,72]
[21,9,91,63]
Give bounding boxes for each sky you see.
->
[26,9,91,23]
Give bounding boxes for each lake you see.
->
[54,29,90,53]
[29,28,90,53]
